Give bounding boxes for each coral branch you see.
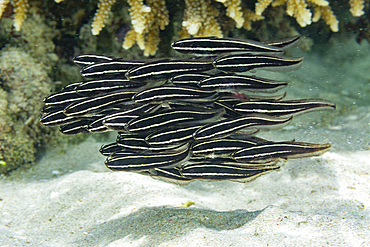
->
[0,0,10,18]
[256,0,340,31]
[312,5,339,32]
[215,0,244,28]
[13,0,28,31]
[123,0,169,56]
[242,9,264,30]
[181,0,222,38]
[91,0,117,36]
[349,0,365,16]
[286,0,312,27]
[255,0,274,15]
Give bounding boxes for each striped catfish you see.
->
[213,54,303,73]
[234,99,336,117]
[171,36,283,56]
[105,145,190,171]
[126,59,214,82]
[193,114,292,140]
[233,141,331,162]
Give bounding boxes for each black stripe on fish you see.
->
[171,36,283,56]
[198,75,288,93]
[40,109,78,126]
[180,163,279,181]
[61,82,81,91]
[170,73,211,87]
[214,101,242,118]
[101,114,139,131]
[187,156,280,167]
[216,92,286,106]
[233,141,331,162]
[263,36,300,49]
[191,138,261,156]
[213,54,303,73]
[148,167,193,184]
[126,108,222,132]
[81,60,145,78]
[43,90,87,107]
[234,99,336,116]
[75,79,144,96]
[126,59,214,82]
[87,112,121,133]
[99,142,127,156]
[193,114,292,140]
[145,123,204,146]
[73,54,115,67]
[64,90,136,117]
[59,119,90,135]
[116,136,182,151]
[41,104,66,115]
[105,145,190,171]
[132,86,217,103]
[100,103,158,131]
[85,107,138,133]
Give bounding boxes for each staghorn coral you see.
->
[255,0,344,32]
[215,0,244,28]
[242,9,265,30]
[122,0,169,56]
[0,0,10,18]
[91,0,117,36]
[180,0,222,38]
[13,0,28,31]
[312,4,339,32]
[349,0,365,16]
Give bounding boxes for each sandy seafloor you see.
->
[0,37,369,247]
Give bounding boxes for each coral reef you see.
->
[0,48,53,174]
[0,10,82,174]
[0,0,367,56]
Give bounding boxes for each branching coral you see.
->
[215,0,244,28]
[180,0,222,38]
[0,0,29,31]
[0,0,10,18]
[255,0,353,32]
[312,5,339,32]
[91,0,117,36]
[242,9,265,31]
[349,0,365,16]
[122,0,169,56]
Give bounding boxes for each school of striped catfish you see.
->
[40,36,335,184]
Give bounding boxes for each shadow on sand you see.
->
[78,206,263,246]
